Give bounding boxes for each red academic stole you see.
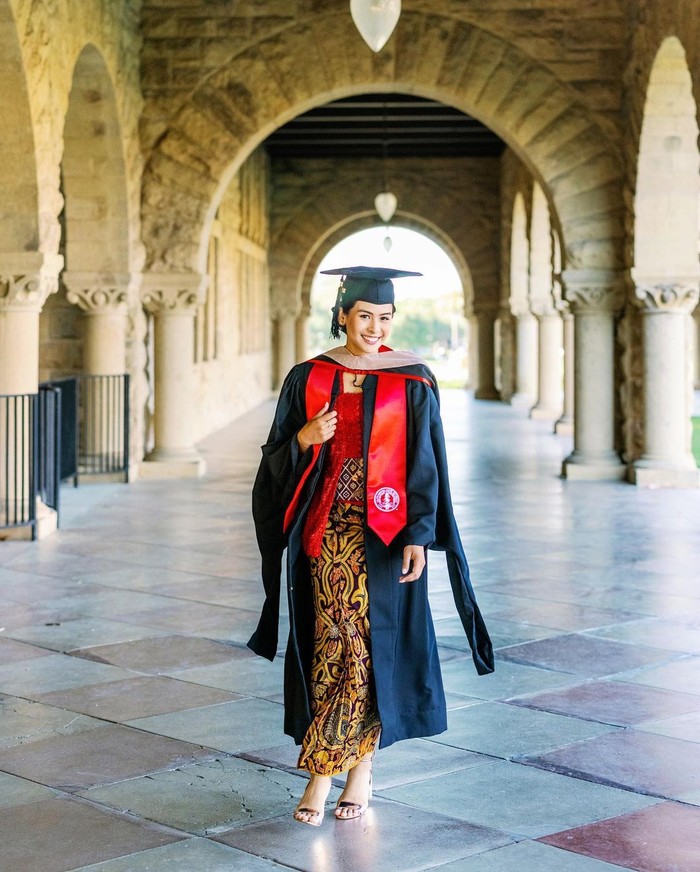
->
[283,360,426,545]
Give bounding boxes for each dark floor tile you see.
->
[539,801,700,872]
[0,723,219,791]
[0,796,183,872]
[34,676,241,722]
[510,680,700,726]
[71,634,248,674]
[115,603,257,636]
[216,797,513,872]
[522,729,700,798]
[498,634,678,678]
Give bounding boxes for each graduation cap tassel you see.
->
[329,279,345,339]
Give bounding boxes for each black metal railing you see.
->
[78,374,129,481]
[1,374,130,538]
[37,385,62,520]
[1,393,37,536]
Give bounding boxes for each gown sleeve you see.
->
[248,364,312,661]
[406,378,495,676]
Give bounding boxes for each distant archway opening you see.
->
[309,226,469,386]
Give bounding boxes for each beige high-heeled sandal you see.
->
[294,775,330,827]
[334,757,373,820]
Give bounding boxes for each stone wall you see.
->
[192,147,272,442]
[269,156,501,321]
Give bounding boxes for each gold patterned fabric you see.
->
[297,500,381,776]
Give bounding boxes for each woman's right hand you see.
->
[297,402,338,453]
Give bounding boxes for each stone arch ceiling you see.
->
[141,6,626,273]
[269,157,496,315]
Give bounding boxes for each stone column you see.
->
[562,270,627,481]
[64,274,130,375]
[473,307,500,400]
[140,273,207,478]
[64,274,131,475]
[295,303,310,364]
[510,310,538,408]
[530,305,563,420]
[0,252,63,537]
[694,308,700,390]
[275,310,298,389]
[496,305,515,402]
[555,306,575,435]
[630,277,699,487]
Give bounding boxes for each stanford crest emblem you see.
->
[374,487,400,513]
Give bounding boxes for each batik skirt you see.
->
[297,500,382,776]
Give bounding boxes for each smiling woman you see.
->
[249,264,493,829]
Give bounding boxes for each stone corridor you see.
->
[0,392,699,872]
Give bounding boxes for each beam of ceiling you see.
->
[265,93,506,159]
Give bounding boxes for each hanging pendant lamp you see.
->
[374,191,398,223]
[351,0,401,52]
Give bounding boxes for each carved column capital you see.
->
[632,274,699,313]
[0,252,63,312]
[63,272,131,313]
[141,272,208,315]
[561,269,626,313]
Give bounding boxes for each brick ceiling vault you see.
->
[140,9,626,276]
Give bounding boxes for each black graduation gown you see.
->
[248,356,494,750]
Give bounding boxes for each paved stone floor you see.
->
[1,391,699,872]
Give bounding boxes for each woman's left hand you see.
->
[399,545,426,583]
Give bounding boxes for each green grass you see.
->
[693,417,700,466]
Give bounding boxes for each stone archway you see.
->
[51,44,133,381]
[139,9,629,478]
[267,156,487,384]
[630,36,700,486]
[140,14,625,279]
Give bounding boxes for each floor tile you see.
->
[80,756,328,835]
[6,618,169,652]
[587,619,700,654]
[433,701,616,758]
[522,729,700,798]
[0,653,133,696]
[615,655,700,696]
[70,838,286,871]
[635,709,700,742]
[0,697,107,750]
[0,723,218,791]
[432,839,630,871]
[34,676,241,722]
[0,635,53,663]
[127,698,291,754]
[216,797,513,872]
[381,761,659,839]
[0,771,56,809]
[509,679,700,726]
[72,634,248,673]
[439,657,578,701]
[0,796,184,872]
[498,634,678,678]
[170,656,285,698]
[539,801,700,872]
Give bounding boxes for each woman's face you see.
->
[339,301,394,355]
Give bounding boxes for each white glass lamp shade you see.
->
[374,191,398,223]
[351,0,401,52]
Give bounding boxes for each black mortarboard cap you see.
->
[322,265,422,307]
[323,266,422,339]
